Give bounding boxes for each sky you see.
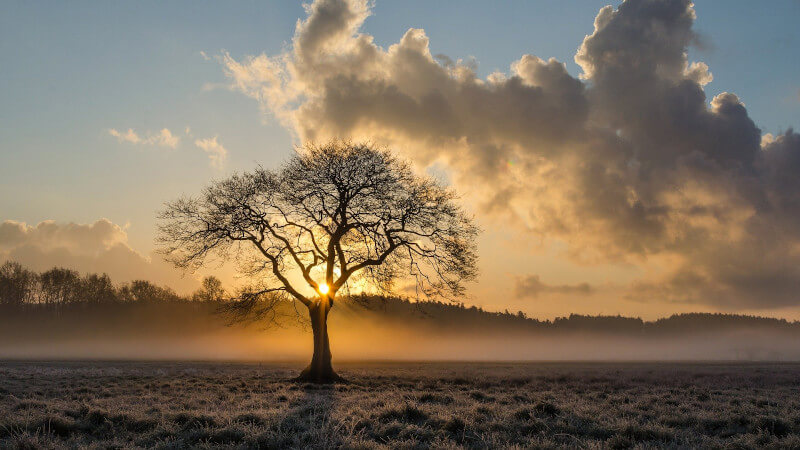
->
[1,0,800,320]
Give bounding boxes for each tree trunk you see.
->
[295,298,343,383]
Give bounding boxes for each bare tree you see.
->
[192,276,226,302]
[39,267,81,305]
[157,141,479,382]
[0,261,36,306]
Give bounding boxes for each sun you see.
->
[318,283,330,295]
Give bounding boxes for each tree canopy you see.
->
[157,142,478,305]
[156,141,479,382]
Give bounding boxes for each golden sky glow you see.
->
[2,0,800,321]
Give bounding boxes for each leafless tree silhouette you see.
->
[157,141,479,382]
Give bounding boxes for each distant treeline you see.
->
[340,295,800,336]
[0,261,224,307]
[1,261,799,336]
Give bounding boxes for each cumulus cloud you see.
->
[0,219,198,292]
[194,136,228,169]
[514,275,593,299]
[220,0,800,310]
[109,128,180,149]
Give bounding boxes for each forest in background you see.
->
[1,261,799,361]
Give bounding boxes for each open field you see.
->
[2,362,799,449]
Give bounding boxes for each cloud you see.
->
[220,0,800,310]
[109,128,180,149]
[109,128,141,144]
[110,126,227,168]
[195,136,228,169]
[514,275,593,299]
[151,128,180,148]
[0,219,198,292]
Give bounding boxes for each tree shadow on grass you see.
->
[264,383,341,448]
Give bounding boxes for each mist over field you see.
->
[2,297,799,362]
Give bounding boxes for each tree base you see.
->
[293,366,346,384]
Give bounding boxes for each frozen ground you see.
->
[1,361,799,448]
